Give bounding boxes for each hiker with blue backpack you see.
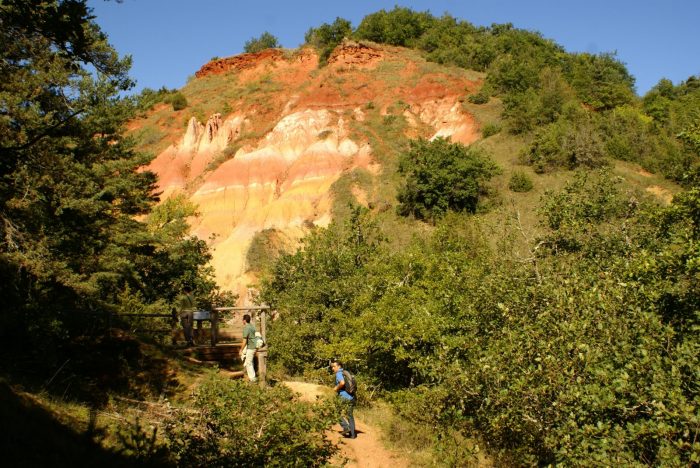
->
[330,359,356,439]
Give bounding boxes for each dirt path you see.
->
[283,381,409,468]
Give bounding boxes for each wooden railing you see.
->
[109,306,270,384]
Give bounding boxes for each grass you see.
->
[373,58,407,86]
[356,401,492,467]
[0,382,145,467]
[461,95,504,128]
[0,329,226,467]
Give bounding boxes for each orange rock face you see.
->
[140,42,484,302]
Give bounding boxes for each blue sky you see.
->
[89,0,699,96]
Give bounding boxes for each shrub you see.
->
[503,68,574,134]
[481,122,502,138]
[397,137,500,221]
[468,92,489,104]
[508,171,533,192]
[261,171,700,464]
[246,229,284,273]
[564,52,636,111]
[523,108,607,172]
[353,6,434,47]
[168,92,188,111]
[164,374,337,466]
[304,17,352,65]
[317,129,333,140]
[135,86,177,113]
[243,31,280,53]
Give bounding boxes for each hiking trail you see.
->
[283,381,409,468]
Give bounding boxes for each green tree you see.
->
[523,106,608,172]
[167,91,188,111]
[396,138,500,221]
[243,31,280,53]
[261,206,383,376]
[0,0,215,371]
[565,52,636,111]
[304,17,352,65]
[354,6,434,47]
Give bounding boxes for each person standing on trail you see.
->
[177,285,196,347]
[241,314,257,382]
[331,359,356,439]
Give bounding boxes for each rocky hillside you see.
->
[131,41,484,299]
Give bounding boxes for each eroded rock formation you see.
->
[141,42,483,301]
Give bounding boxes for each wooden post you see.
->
[210,309,218,346]
[260,308,267,344]
[195,318,203,345]
[257,307,268,386]
[170,310,178,345]
[257,348,267,387]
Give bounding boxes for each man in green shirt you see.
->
[241,314,257,382]
[177,286,196,347]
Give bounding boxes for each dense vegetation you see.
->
[164,373,337,466]
[396,138,500,221]
[304,17,352,65]
[1,2,333,466]
[0,0,222,376]
[2,1,699,466]
[265,6,700,466]
[262,172,699,465]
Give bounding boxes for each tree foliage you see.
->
[165,373,337,467]
[261,170,700,464]
[243,31,280,54]
[522,106,608,173]
[564,52,636,111]
[396,138,500,221]
[260,206,383,377]
[0,0,216,372]
[304,17,352,65]
[354,7,434,47]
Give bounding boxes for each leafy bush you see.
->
[243,31,280,53]
[261,207,384,376]
[264,172,699,464]
[508,171,534,192]
[168,92,188,111]
[246,228,284,273]
[468,92,489,104]
[642,75,700,181]
[396,138,500,221]
[503,68,574,134]
[304,17,352,65]
[523,108,607,172]
[481,122,501,138]
[564,52,636,111]
[165,374,337,466]
[354,6,434,47]
[135,86,177,113]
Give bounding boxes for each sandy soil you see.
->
[283,381,409,468]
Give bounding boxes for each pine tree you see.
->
[0,0,215,354]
